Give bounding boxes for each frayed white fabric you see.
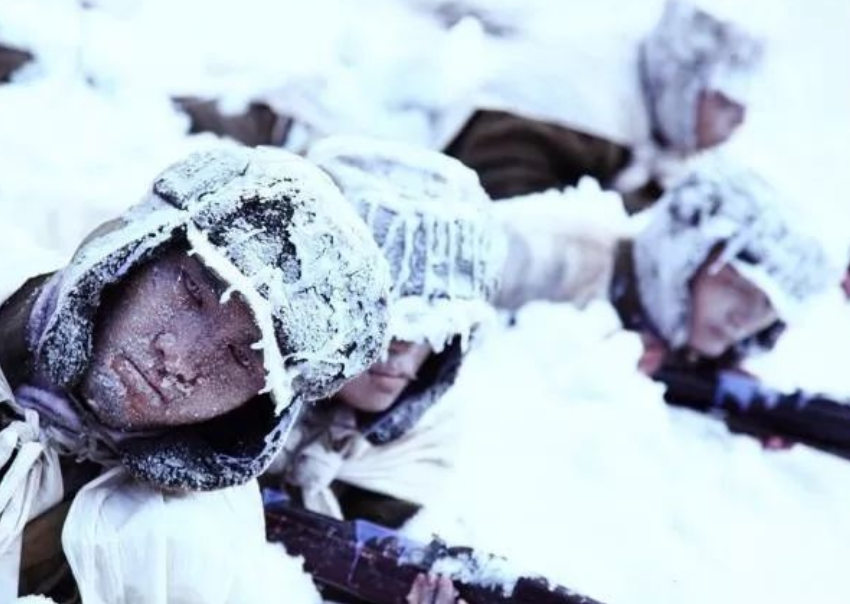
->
[63,469,322,604]
[633,158,835,350]
[309,136,503,352]
[0,373,63,603]
[286,393,463,520]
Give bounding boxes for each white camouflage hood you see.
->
[27,147,391,490]
[308,136,504,353]
[633,158,834,353]
[641,0,765,152]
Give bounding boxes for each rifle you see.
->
[654,367,850,460]
[263,489,606,604]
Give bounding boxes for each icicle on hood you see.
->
[27,147,391,490]
[308,136,504,444]
[633,156,835,355]
[641,0,765,152]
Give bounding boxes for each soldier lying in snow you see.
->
[494,158,835,375]
[260,137,502,602]
[0,147,391,602]
[174,0,764,216]
[265,136,501,525]
[445,0,765,213]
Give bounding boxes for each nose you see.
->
[727,309,746,332]
[154,332,199,382]
[728,305,765,339]
[387,340,414,356]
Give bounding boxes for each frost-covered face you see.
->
[688,259,777,358]
[80,248,267,430]
[336,339,432,413]
[695,89,746,150]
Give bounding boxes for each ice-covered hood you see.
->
[309,136,503,352]
[25,147,391,490]
[633,157,834,354]
[308,136,504,443]
[641,0,765,152]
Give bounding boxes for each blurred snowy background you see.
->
[1,1,850,603]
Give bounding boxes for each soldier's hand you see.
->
[407,573,467,604]
[637,331,668,376]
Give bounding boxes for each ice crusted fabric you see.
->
[641,0,765,152]
[633,158,834,351]
[309,136,504,352]
[25,148,391,490]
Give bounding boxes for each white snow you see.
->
[2,0,850,603]
[405,302,850,604]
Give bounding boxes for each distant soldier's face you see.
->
[695,89,746,151]
[80,248,266,430]
[336,339,432,413]
[688,260,777,358]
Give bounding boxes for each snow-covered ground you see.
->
[2,1,850,603]
[408,302,850,604]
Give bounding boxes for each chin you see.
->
[361,401,397,414]
[693,342,727,359]
[345,395,397,414]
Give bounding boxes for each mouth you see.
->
[113,354,169,408]
[698,324,734,356]
[368,369,409,382]
[368,363,417,381]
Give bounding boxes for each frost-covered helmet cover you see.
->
[309,136,503,352]
[641,0,765,152]
[633,157,834,354]
[308,136,504,443]
[30,147,391,489]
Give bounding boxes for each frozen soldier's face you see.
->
[80,248,267,430]
[695,89,746,150]
[336,339,432,413]
[688,260,778,358]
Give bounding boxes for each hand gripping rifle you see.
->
[263,489,606,604]
[654,367,850,460]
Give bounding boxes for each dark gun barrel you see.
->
[655,367,850,460]
[263,489,606,604]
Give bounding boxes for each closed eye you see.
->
[229,343,255,370]
[181,270,204,308]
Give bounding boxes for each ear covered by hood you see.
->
[633,157,835,355]
[640,0,765,152]
[27,147,391,490]
[308,136,505,443]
